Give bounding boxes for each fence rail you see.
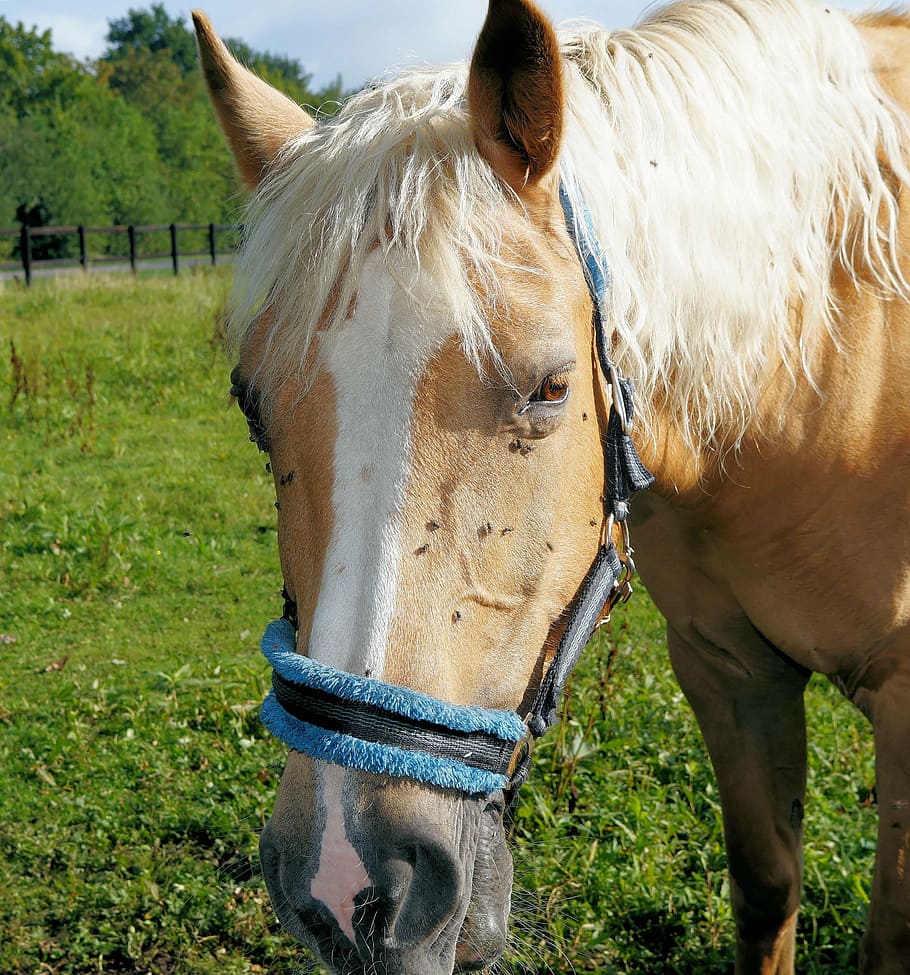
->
[0,222,238,285]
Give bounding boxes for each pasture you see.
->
[0,270,877,973]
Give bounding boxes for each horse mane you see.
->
[230,0,910,447]
[559,0,910,448]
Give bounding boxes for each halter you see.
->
[249,178,653,803]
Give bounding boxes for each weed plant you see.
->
[0,271,876,973]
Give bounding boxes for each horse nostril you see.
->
[356,836,466,954]
[455,929,507,971]
[262,779,489,971]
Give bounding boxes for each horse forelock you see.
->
[229,0,910,452]
[228,62,512,417]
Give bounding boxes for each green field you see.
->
[0,271,877,974]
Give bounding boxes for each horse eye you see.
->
[532,373,570,405]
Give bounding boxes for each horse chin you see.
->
[454,798,513,971]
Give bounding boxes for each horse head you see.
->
[195,2,612,971]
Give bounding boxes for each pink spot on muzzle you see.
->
[310,766,371,941]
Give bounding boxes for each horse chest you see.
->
[631,468,910,679]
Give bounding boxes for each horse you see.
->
[192,0,910,972]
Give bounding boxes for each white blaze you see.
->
[306,253,453,936]
[307,252,427,679]
[309,765,370,941]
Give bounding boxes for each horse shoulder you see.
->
[634,286,910,678]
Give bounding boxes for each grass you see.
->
[0,270,877,974]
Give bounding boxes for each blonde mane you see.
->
[230,64,509,403]
[230,0,910,446]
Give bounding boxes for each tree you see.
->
[0,15,171,235]
[104,4,197,75]
[0,80,168,234]
[0,17,96,118]
[0,5,351,242]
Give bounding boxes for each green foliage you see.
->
[0,6,351,250]
[0,19,96,118]
[0,272,878,974]
[105,3,199,75]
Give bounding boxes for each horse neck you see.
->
[635,256,910,504]
[559,7,910,494]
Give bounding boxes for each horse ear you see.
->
[468,0,564,194]
[192,10,314,187]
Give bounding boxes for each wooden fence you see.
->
[0,222,237,285]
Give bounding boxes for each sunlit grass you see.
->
[0,271,876,973]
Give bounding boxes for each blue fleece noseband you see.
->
[261,619,529,795]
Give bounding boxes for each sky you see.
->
[0,0,880,89]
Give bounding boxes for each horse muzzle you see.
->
[260,762,512,975]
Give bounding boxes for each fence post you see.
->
[169,223,178,275]
[78,225,87,271]
[208,222,216,266]
[128,226,137,273]
[20,224,31,287]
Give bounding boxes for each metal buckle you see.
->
[615,563,635,605]
[617,519,635,603]
[608,363,630,435]
[594,572,633,630]
[594,518,636,630]
[507,730,535,780]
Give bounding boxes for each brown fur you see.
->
[469,0,564,195]
[382,222,605,708]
